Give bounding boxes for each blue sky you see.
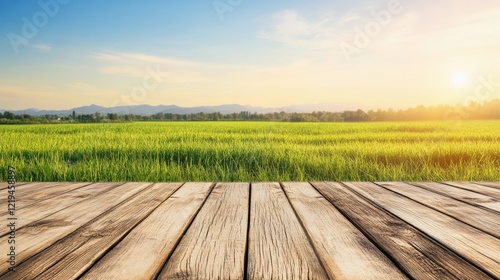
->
[1,0,500,110]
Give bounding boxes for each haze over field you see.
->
[1,0,500,110]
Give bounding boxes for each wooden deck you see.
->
[1,182,499,279]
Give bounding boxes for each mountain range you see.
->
[1,103,368,116]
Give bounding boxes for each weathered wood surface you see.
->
[377,182,500,238]
[444,182,500,199]
[0,182,151,274]
[1,182,498,279]
[313,182,491,280]
[7,183,182,280]
[0,182,89,207]
[159,183,249,280]
[343,182,500,278]
[408,182,500,213]
[81,183,213,280]
[0,183,118,236]
[282,182,406,280]
[247,183,327,280]
[475,182,500,190]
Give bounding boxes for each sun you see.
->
[452,72,469,88]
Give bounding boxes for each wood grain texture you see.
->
[5,183,182,280]
[0,181,497,278]
[343,182,500,278]
[81,182,214,280]
[377,182,500,238]
[312,182,492,280]
[0,182,89,208]
[282,182,407,280]
[0,183,118,236]
[158,183,249,280]
[246,183,327,280]
[408,182,500,213]
[444,182,500,199]
[474,182,500,190]
[0,182,151,273]
[0,182,49,191]
[0,182,28,190]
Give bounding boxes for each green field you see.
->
[1,121,499,182]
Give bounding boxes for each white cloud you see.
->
[93,52,196,80]
[30,43,51,52]
[261,3,500,48]
[258,9,358,49]
[92,51,251,84]
[93,52,240,70]
[93,52,200,68]
[101,66,147,77]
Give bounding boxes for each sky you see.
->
[1,0,500,110]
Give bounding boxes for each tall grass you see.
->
[0,121,499,181]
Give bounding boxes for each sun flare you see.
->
[452,72,469,88]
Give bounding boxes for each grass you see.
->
[0,121,499,182]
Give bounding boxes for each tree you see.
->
[3,111,14,120]
[108,113,119,120]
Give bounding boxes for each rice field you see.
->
[1,121,499,182]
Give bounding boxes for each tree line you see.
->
[1,99,499,124]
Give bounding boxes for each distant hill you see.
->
[1,103,367,116]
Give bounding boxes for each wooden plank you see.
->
[343,182,500,278]
[7,183,183,280]
[0,182,28,190]
[245,183,327,280]
[0,183,121,237]
[1,182,67,194]
[312,182,491,280]
[377,182,500,238]
[0,182,89,207]
[0,182,152,273]
[443,182,500,199]
[81,182,214,280]
[15,182,91,208]
[409,182,500,213]
[282,182,407,280]
[475,182,500,190]
[158,183,249,280]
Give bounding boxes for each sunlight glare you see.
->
[453,72,469,88]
